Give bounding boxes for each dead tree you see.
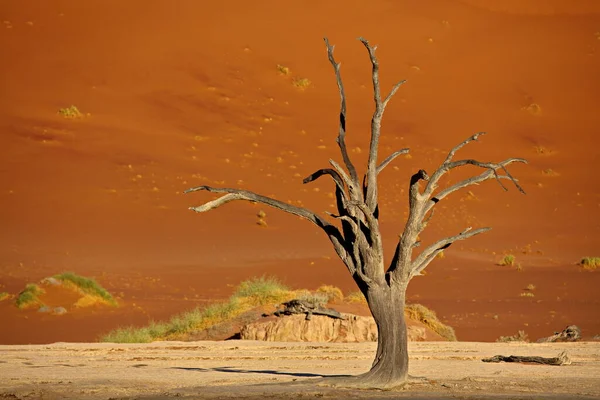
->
[186,37,526,389]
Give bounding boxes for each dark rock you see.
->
[537,325,581,343]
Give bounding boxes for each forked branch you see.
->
[408,226,491,279]
[423,157,527,217]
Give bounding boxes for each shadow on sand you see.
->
[172,365,350,378]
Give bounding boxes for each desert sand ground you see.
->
[1,341,599,399]
[1,0,599,344]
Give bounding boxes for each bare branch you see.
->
[424,132,486,197]
[409,227,491,279]
[324,37,360,188]
[302,168,347,203]
[383,80,407,108]
[185,185,355,274]
[358,37,406,212]
[376,148,410,175]
[423,158,527,216]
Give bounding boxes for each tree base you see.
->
[317,372,428,390]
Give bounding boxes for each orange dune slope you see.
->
[0,0,599,344]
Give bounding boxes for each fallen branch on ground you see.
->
[482,351,571,365]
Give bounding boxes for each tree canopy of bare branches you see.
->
[186,37,526,389]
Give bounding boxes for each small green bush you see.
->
[54,272,117,306]
[16,284,45,309]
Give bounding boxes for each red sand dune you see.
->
[0,0,599,344]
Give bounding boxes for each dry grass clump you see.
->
[58,105,83,118]
[276,64,290,75]
[405,303,457,341]
[580,257,600,271]
[16,284,45,309]
[231,276,293,306]
[497,330,529,343]
[0,292,10,302]
[316,285,344,303]
[498,254,516,266]
[296,292,329,307]
[54,272,118,307]
[345,291,367,304]
[520,292,535,298]
[292,78,311,89]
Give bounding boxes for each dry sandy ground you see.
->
[1,341,599,400]
[1,0,600,344]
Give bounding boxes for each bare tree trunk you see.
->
[326,281,408,389]
[362,283,409,387]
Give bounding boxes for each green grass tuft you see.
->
[231,275,291,305]
[405,303,457,341]
[53,272,117,306]
[16,284,45,309]
[580,257,600,270]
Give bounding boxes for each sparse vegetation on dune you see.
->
[580,257,600,270]
[292,77,311,89]
[101,276,295,343]
[0,292,10,302]
[405,303,457,341]
[16,284,45,309]
[53,272,118,307]
[231,275,293,305]
[497,330,529,343]
[101,278,456,344]
[57,105,83,118]
[498,254,516,266]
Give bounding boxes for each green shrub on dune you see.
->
[53,272,118,306]
[16,284,45,309]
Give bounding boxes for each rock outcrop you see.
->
[240,313,428,342]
